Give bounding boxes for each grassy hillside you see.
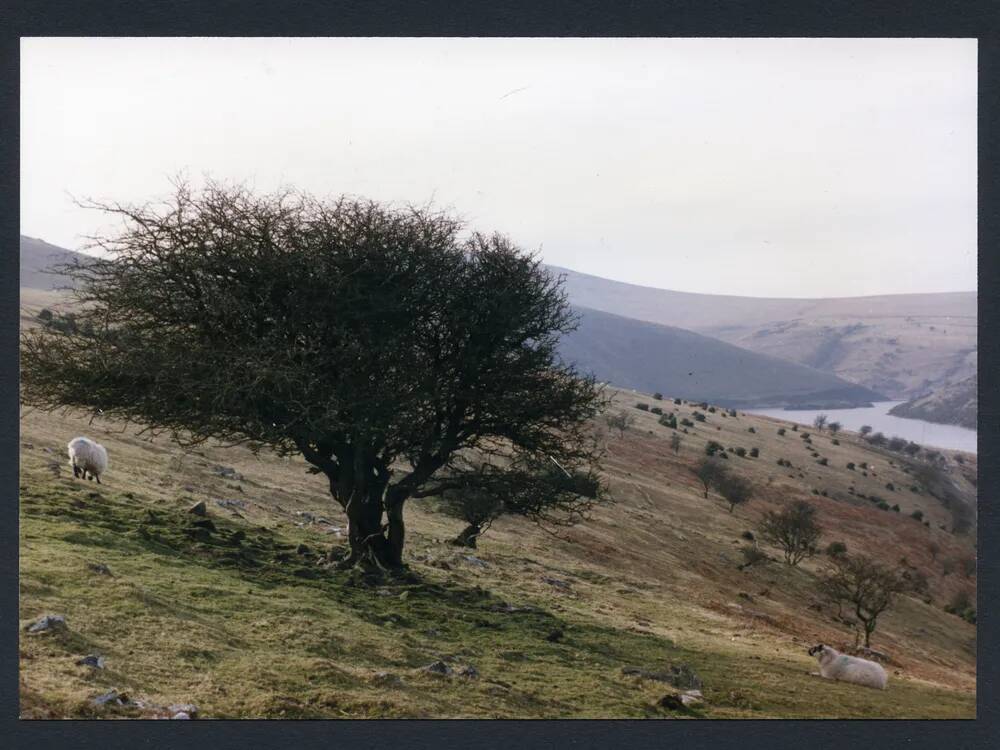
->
[552,265,977,400]
[20,235,85,291]
[19,391,976,719]
[889,376,978,430]
[561,306,884,408]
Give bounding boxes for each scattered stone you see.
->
[171,712,191,720]
[462,555,488,568]
[25,614,67,634]
[657,694,686,711]
[622,663,702,690]
[541,576,571,590]
[215,498,248,510]
[422,660,453,676]
[545,629,565,643]
[188,500,207,516]
[168,703,199,718]
[87,562,113,576]
[76,654,105,669]
[459,665,480,679]
[92,689,129,707]
[211,465,243,480]
[680,689,704,707]
[373,672,404,688]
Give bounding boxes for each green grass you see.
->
[20,472,975,719]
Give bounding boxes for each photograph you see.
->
[17,37,977,719]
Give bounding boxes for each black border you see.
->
[2,2,997,749]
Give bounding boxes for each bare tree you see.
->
[758,500,822,566]
[605,409,635,438]
[813,414,828,431]
[820,554,906,648]
[691,457,728,499]
[718,474,754,513]
[669,433,683,454]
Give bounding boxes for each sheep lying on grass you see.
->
[67,437,108,484]
[808,644,887,690]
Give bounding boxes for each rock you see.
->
[215,498,248,510]
[680,689,704,707]
[373,672,404,688]
[92,689,129,707]
[422,660,453,676]
[76,654,105,669]
[541,576,571,590]
[622,663,702,690]
[26,614,67,633]
[211,465,243,480]
[188,500,207,516]
[171,712,191,720]
[87,562,113,576]
[296,543,311,555]
[462,555,488,568]
[168,703,199,718]
[459,665,480,679]
[545,629,565,643]
[657,694,686,711]
[22,442,34,449]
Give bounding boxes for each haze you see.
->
[20,37,976,298]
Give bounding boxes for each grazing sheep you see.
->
[67,437,108,484]
[808,644,887,690]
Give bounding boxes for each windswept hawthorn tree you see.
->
[21,183,608,570]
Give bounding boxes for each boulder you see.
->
[25,614,67,634]
[422,660,453,676]
[680,689,704,707]
[188,500,207,516]
[76,654,105,669]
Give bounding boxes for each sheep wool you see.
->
[67,437,109,484]
[809,644,887,690]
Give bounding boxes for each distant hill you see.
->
[889,376,978,430]
[559,306,884,408]
[19,235,86,290]
[550,265,977,400]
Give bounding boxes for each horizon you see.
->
[21,38,976,298]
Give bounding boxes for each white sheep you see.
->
[808,644,887,690]
[67,437,109,484]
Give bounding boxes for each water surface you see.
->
[744,401,977,454]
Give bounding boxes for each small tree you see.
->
[825,541,848,558]
[439,457,603,548]
[813,414,828,431]
[827,421,841,435]
[718,474,754,513]
[653,392,663,401]
[869,432,887,446]
[659,412,677,430]
[692,457,728,499]
[606,410,635,437]
[820,554,906,647]
[758,501,822,566]
[669,433,683,454]
[860,425,873,437]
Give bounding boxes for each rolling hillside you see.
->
[561,307,884,408]
[19,389,976,718]
[552,265,977,400]
[889,377,978,430]
[19,235,84,291]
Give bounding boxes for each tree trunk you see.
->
[336,474,402,571]
[451,523,481,548]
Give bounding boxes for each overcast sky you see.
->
[21,37,976,298]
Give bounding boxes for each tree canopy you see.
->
[758,500,822,566]
[21,182,608,569]
[820,554,906,647]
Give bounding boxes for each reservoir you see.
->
[745,401,977,454]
